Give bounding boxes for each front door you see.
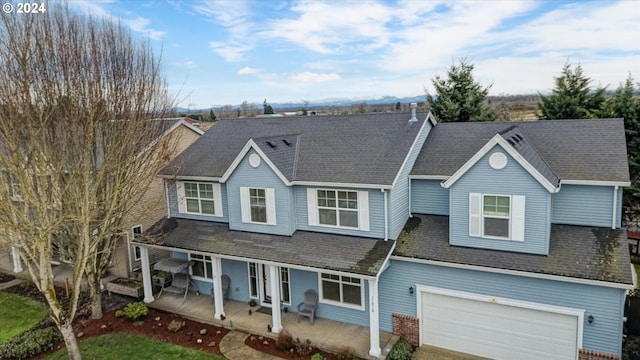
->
[250,263,291,307]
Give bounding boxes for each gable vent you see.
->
[266,141,277,148]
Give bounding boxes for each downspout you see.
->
[382,189,388,241]
[612,185,618,229]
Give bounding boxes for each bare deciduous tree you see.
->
[0,3,173,359]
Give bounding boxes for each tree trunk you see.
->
[88,276,103,319]
[59,319,82,360]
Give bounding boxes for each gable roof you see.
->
[160,112,430,186]
[441,126,561,192]
[412,118,630,184]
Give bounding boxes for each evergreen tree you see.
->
[607,75,640,207]
[537,63,607,120]
[210,108,217,121]
[426,59,496,122]
[263,99,274,114]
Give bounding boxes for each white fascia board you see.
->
[409,175,450,180]
[442,134,559,193]
[219,139,291,185]
[560,179,631,187]
[157,174,222,181]
[376,240,397,279]
[137,242,378,281]
[393,256,634,290]
[174,119,205,135]
[291,181,391,190]
[391,116,432,188]
[426,111,438,126]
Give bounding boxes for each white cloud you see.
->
[125,17,165,40]
[238,67,263,75]
[184,61,197,69]
[288,72,341,83]
[209,41,254,62]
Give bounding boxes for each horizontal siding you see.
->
[226,149,294,236]
[450,147,550,254]
[552,185,617,228]
[411,179,449,215]
[295,186,385,239]
[168,181,229,223]
[378,259,625,356]
[388,121,432,240]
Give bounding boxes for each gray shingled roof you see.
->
[498,126,559,187]
[394,215,633,285]
[412,118,629,182]
[160,113,427,185]
[134,218,395,276]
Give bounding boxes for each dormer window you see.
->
[469,193,525,241]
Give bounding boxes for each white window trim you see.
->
[240,187,276,225]
[189,253,213,281]
[246,263,291,304]
[132,225,143,261]
[307,188,369,231]
[280,266,291,306]
[317,272,365,311]
[469,193,525,241]
[176,181,223,217]
[248,262,258,299]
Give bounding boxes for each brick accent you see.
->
[392,313,419,347]
[578,349,618,360]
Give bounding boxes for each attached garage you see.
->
[418,286,583,360]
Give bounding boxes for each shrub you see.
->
[293,337,313,357]
[167,320,185,333]
[336,345,356,360]
[276,329,293,350]
[311,353,324,360]
[115,302,148,322]
[387,338,413,360]
[0,326,62,359]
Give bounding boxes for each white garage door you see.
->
[421,290,580,360]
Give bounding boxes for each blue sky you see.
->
[71,0,639,109]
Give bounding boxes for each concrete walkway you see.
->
[219,330,285,360]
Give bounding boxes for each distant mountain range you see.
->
[174,95,428,113]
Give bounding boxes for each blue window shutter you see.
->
[240,187,250,223]
[307,188,318,226]
[511,195,526,241]
[266,188,276,225]
[469,193,481,237]
[358,190,370,231]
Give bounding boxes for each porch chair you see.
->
[297,289,318,325]
[211,274,231,303]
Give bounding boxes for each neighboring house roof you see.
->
[159,113,429,186]
[411,118,629,184]
[134,218,395,277]
[395,215,633,286]
[154,118,205,136]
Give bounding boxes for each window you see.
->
[319,273,363,309]
[469,193,525,241]
[280,267,290,304]
[5,172,21,201]
[177,182,222,216]
[250,188,267,223]
[248,263,258,298]
[240,187,276,225]
[247,263,290,304]
[307,189,369,231]
[190,254,213,279]
[132,225,143,261]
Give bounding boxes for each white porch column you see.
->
[368,278,381,357]
[11,246,23,273]
[140,247,154,303]
[211,256,225,320]
[268,264,283,333]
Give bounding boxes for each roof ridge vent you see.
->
[282,139,292,146]
[266,141,277,148]
[409,103,418,122]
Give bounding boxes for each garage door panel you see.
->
[421,292,578,360]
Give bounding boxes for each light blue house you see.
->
[133,110,633,359]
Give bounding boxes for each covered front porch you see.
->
[133,217,397,358]
[148,289,395,359]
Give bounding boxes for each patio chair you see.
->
[211,274,231,303]
[297,289,318,325]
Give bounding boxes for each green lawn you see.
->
[0,292,48,342]
[47,333,226,360]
